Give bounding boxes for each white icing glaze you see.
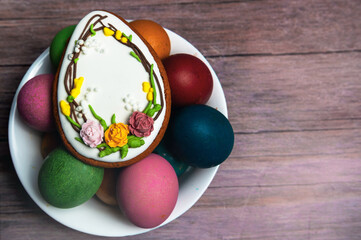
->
[57,10,167,163]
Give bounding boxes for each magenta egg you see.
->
[116,153,178,228]
[17,74,55,132]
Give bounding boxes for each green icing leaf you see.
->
[67,95,74,102]
[128,137,145,148]
[143,101,152,115]
[88,104,108,131]
[99,146,121,158]
[130,51,141,62]
[90,24,96,36]
[66,116,81,128]
[75,137,84,144]
[96,143,107,148]
[147,104,162,117]
[111,114,116,124]
[121,145,128,159]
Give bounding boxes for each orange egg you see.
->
[130,19,171,60]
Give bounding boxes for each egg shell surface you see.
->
[153,136,189,177]
[38,148,104,208]
[116,153,178,228]
[50,25,76,68]
[96,168,119,206]
[17,74,55,132]
[162,54,213,107]
[168,105,234,168]
[129,20,171,60]
[40,131,62,158]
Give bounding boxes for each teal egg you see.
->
[168,105,234,168]
[153,140,189,177]
[50,25,76,68]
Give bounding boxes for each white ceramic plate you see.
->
[8,28,228,237]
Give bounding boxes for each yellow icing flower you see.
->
[121,36,128,43]
[104,123,129,148]
[70,77,84,99]
[103,27,115,36]
[142,82,153,101]
[115,30,122,40]
[142,82,150,92]
[60,100,70,117]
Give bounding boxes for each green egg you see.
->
[38,148,104,208]
[50,25,76,68]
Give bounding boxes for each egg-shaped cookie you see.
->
[53,10,171,167]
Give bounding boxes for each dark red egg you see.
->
[162,54,213,107]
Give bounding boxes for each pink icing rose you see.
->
[128,111,154,137]
[80,119,104,148]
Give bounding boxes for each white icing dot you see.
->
[75,106,83,112]
[122,97,127,103]
[86,87,92,92]
[84,40,90,47]
[84,93,91,101]
[80,99,88,108]
[68,53,73,60]
[125,104,131,111]
[99,48,105,54]
[93,87,97,92]
[74,47,80,53]
[77,113,83,118]
[135,103,141,111]
[78,39,84,45]
[82,47,88,55]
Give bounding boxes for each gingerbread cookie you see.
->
[53,10,171,167]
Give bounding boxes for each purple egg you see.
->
[17,74,55,132]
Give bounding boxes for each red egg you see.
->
[17,74,55,132]
[116,153,178,228]
[162,54,213,107]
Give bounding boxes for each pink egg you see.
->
[116,153,178,228]
[17,74,55,132]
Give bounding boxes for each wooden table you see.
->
[1,1,361,239]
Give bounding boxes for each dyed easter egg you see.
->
[38,148,104,208]
[162,54,213,107]
[17,74,55,132]
[153,137,189,177]
[40,131,62,158]
[96,168,119,206]
[168,105,234,168]
[50,25,76,68]
[129,19,171,60]
[116,153,178,228]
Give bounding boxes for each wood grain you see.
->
[1,0,361,239]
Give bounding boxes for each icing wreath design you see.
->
[59,14,162,159]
